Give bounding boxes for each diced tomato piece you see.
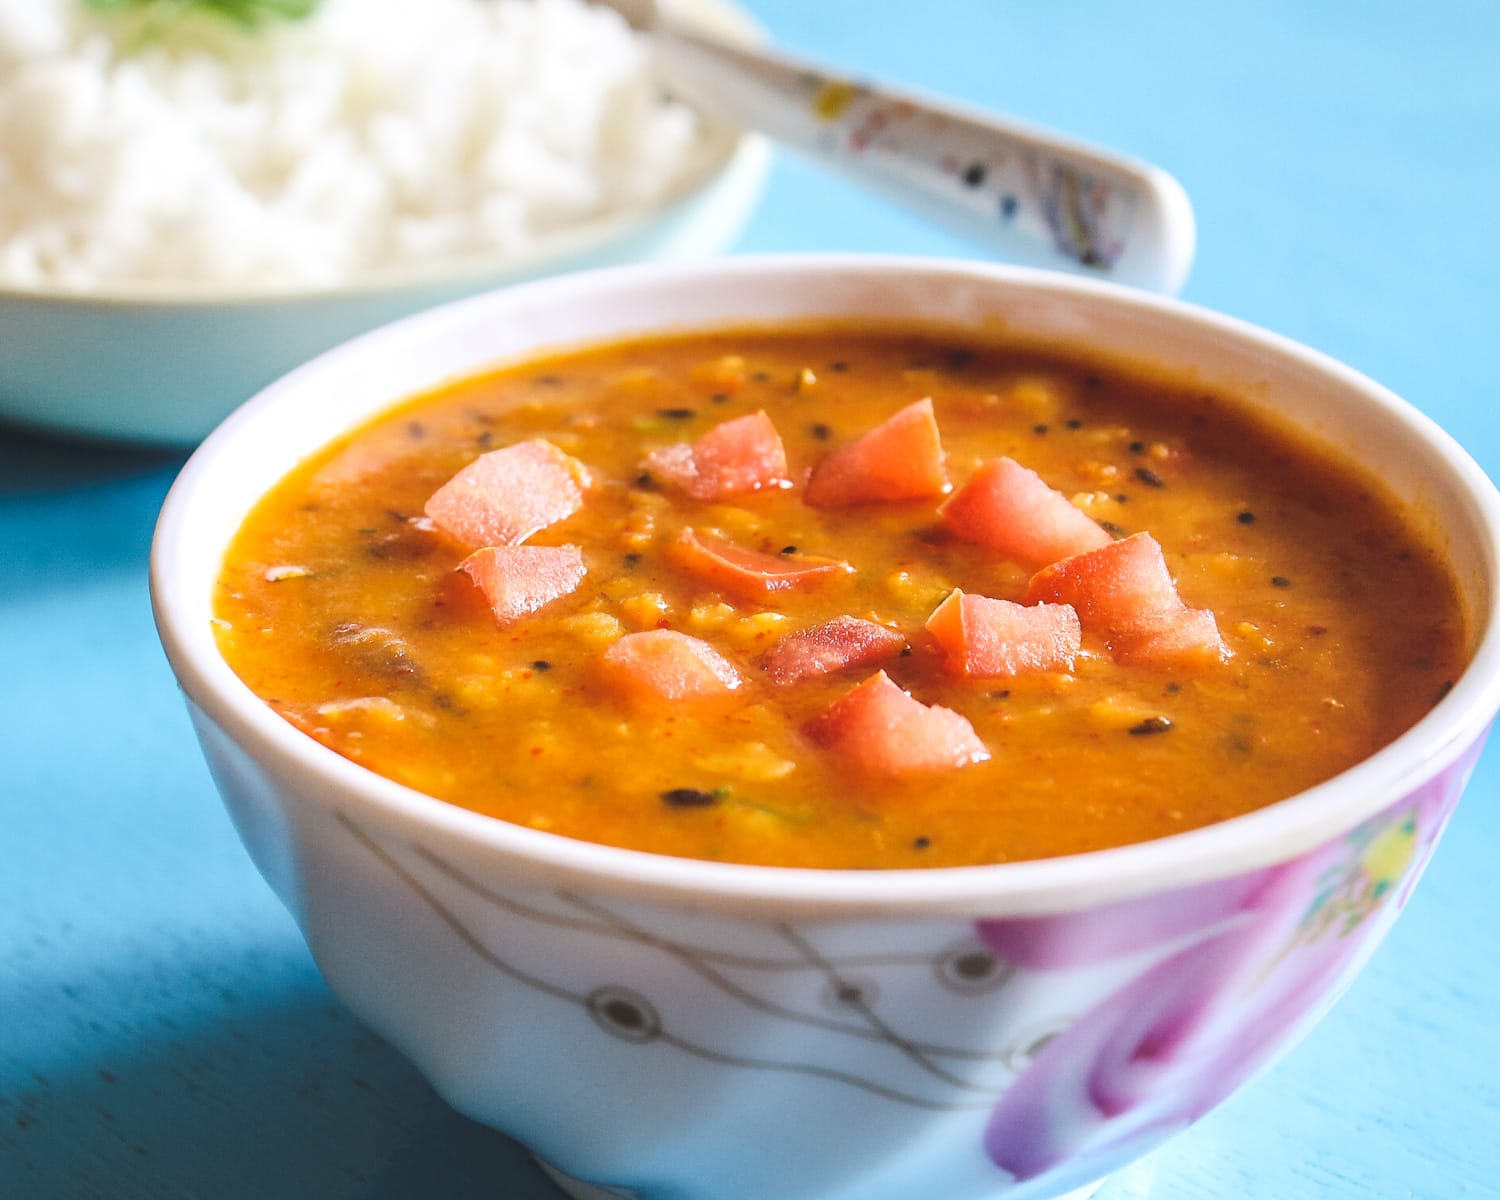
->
[1024,532,1187,637]
[1024,533,1229,665]
[805,670,989,776]
[459,545,586,626]
[938,457,1111,569]
[924,589,1081,678]
[670,528,853,603]
[646,411,790,500]
[425,439,590,548]
[1114,606,1229,666]
[599,629,743,703]
[803,398,950,507]
[761,616,908,685]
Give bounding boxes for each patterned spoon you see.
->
[607,0,1196,293]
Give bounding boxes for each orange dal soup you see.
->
[214,326,1467,869]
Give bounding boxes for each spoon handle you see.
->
[651,17,1195,293]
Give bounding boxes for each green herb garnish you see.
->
[83,0,322,36]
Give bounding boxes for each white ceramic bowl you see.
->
[152,256,1500,1200]
[0,0,768,447]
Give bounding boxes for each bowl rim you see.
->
[151,253,1500,919]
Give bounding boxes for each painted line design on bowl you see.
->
[406,837,1024,1064]
[336,811,1033,1110]
[552,888,1005,1090]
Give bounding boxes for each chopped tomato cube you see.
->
[646,410,790,500]
[805,670,990,776]
[924,589,1081,678]
[459,545,586,626]
[599,629,743,702]
[803,398,950,507]
[670,528,853,603]
[1024,532,1187,636]
[761,616,907,685]
[425,439,590,548]
[1024,532,1228,664]
[938,456,1110,569]
[1114,606,1229,667]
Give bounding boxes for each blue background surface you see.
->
[3,2,1498,1196]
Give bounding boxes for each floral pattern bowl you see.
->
[150,256,1500,1200]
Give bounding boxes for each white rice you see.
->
[0,0,714,291]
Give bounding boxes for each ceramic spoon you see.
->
[607,0,1195,293]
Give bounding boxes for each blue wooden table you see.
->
[4,2,1497,1196]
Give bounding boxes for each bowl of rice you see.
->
[0,0,769,444]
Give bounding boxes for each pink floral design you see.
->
[976,734,1485,1188]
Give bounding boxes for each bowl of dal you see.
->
[0,0,768,445]
[152,255,1500,1200]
